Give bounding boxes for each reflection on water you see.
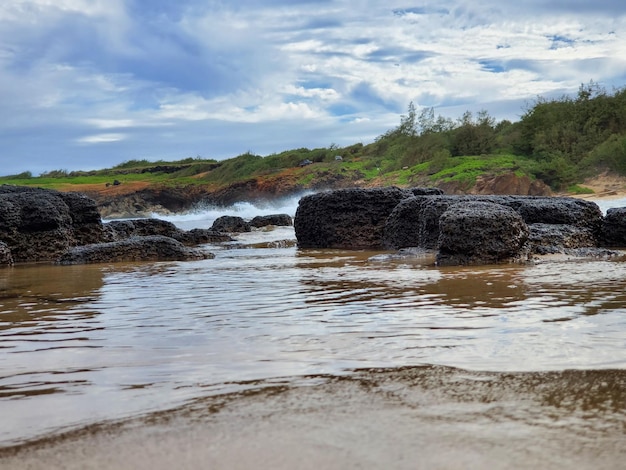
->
[1,228,626,447]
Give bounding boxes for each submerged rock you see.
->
[56,235,214,265]
[172,228,233,245]
[105,218,181,240]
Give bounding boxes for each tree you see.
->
[398,101,418,136]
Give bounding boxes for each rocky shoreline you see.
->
[0,185,292,266]
[294,187,626,265]
[1,184,625,267]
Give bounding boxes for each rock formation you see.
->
[436,201,530,266]
[211,215,252,233]
[0,185,106,263]
[0,242,13,266]
[600,208,626,247]
[294,187,624,266]
[57,236,214,265]
[105,218,232,245]
[249,214,293,228]
[0,185,226,266]
[294,187,442,249]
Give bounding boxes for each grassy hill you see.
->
[2,81,626,200]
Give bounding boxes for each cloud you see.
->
[0,0,625,175]
[77,133,127,144]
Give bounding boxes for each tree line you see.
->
[374,81,626,189]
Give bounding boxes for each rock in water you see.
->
[249,214,293,228]
[436,202,530,266]
[0,185,105,262]
[600,207,626,247]
[56,236,214,265]
[211,216,251,233]
[0,242,13,266]
[294,187,412,249]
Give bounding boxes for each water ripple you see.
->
[1,244,626,444]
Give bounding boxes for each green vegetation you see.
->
[2,81,625,193]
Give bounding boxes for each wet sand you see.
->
[2,366,624,470]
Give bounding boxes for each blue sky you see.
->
[1,0,625,176]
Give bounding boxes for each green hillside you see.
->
[3,81,625,195]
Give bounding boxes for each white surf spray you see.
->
[592,197,626,215]
[154,193,310,231]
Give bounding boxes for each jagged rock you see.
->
[171,228,233,245]
[436,201,530,266]
[383,195,604,251]
[105,218,181,240]
[211,216,251,233]
[0,185,106,262]
[299,188,613,265]
[600,207,626,247]
[0,242,13,266]
[505,197,603,231]
[294,187,413,249]
[56,235,214,265]
[529,224,598,255]
[249,214,293,228]
[104,218,233,245]
[407,187,445,196]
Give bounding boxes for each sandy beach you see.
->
[1,367,624,470]
[567,172,626,201]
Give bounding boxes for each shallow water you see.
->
[1,198,626,450]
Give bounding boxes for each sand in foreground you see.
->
[1,366,624,470]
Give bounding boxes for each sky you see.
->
[1,1,626,176]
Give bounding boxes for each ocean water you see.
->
[1,195,625,450]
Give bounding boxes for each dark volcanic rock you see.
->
[436,201,530,266]
[600,207,626,247]
[384,194,604,251]
[172,228,233,245]
[211,216,251,233]
[295,187,412,249]
[303,188,609,265]
[505,197,603,231]
[407,187,445,196]
[383,197,427,249]
[57,235,214,265]
[0,242,13,266]
[529,224,598,255]
[104,218,233,246]
[249,214,293,228]
[105,218,181,240]
[0,185,106,262]
[0,186,231,264]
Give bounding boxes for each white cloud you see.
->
[76,133,127,144]
[0,0,625,175]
